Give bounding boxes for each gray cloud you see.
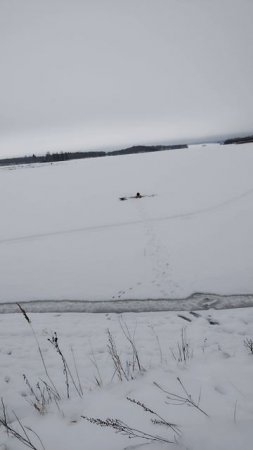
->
[1,0,253,156]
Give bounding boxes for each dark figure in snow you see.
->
[119,192,146,201]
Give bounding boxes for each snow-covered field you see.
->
[1,145,253,449]
[1,307,253,450]
[1,1,253,448]
[0,143,253,307]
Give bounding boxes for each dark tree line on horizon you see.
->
[1,133,252,167]
[0,144,187,166]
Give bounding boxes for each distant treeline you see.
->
[0,144,187,166]
[223,135,253,145]
[1,134,253,167]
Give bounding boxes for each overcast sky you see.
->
[1,0,253,157]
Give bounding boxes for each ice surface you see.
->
[0,143,253,304]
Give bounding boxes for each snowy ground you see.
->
[0,307,253,450]
[1,1,253,447]
[0,143,253,306]
[1,143,253,448]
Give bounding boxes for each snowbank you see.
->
[1,308,253,449]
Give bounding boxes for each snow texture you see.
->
[1,308,253,449]
[0,143,253,305]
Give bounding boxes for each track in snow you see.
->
[1,187,253,246]
[1,293,253,314]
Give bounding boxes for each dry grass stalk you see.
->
[82,416,175,445]
[170,328,192,364]
[107,329,129,381]
[126,397,180,436]
[154,377,209,417]
[17,303,61,400]
[48,332,83,398]
[0,399,44,450]
[244,338,253,354]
